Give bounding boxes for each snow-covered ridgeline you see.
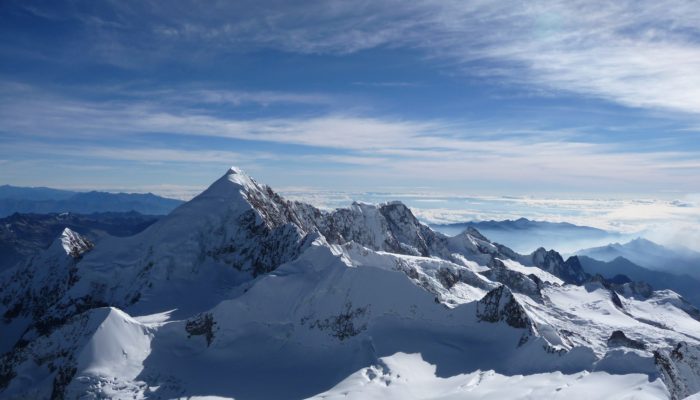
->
[1,166,699,399]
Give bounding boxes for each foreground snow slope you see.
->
[1,167,700,399]
[1,307,151,400]
[310,352,669,400]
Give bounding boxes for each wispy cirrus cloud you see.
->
[2,83,699,193]
[18,0,700,115]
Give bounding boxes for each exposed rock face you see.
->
[480,259,542,299]
[206,208,315,277]
[611,281,654,300]
[388,254,497,304]
[319,201,515,266]
[186,313,216,346]
[377,202,432,256]
[476,285,531,330]
[655,342,700,399]
[530,248,588,284]
[319,201,429,256]
[308,302,370,341]
[610,290,625,309]
[607,330,646,350]
[1,308,100,397]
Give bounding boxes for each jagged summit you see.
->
[224,166,256,187]
[227,165,244,175]
[529,247,587,284]
[58,228,94,259]
[382,200,407,207]
[196,166,262,200]
[462,226,490,241]
[476,285,531,330]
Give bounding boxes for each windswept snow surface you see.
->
[309,352,669,400]
[2,167,700,399]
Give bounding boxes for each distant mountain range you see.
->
[578,255,700,307]
[576,238,700,279]
[0,212,162,272]
[430,218,627,254]
[0,185,184,217]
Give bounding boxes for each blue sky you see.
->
[1,0,700,199]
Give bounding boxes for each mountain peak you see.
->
[476,285,532,329]
[224,166,257,188]
[628,237,657,247]
[530,247,588,284]
[227,165,244,175]
[198,166,261,200]
[58,227,94,258]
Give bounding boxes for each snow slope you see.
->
[310,352,669,400]
[1,307,152,400]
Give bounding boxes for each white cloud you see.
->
[128,87,333,107]
[2,84,700,193]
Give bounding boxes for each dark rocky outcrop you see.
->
[480,259,542,299]
[185,313,216,346]
[607,330,646,350]
[476,285,531,330]
[655,342,700,399]
[308,302,369,341]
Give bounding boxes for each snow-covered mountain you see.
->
[0,211,161,272]
[1,167,699,399]
[578,255,700,308]
[577,238,700,280]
